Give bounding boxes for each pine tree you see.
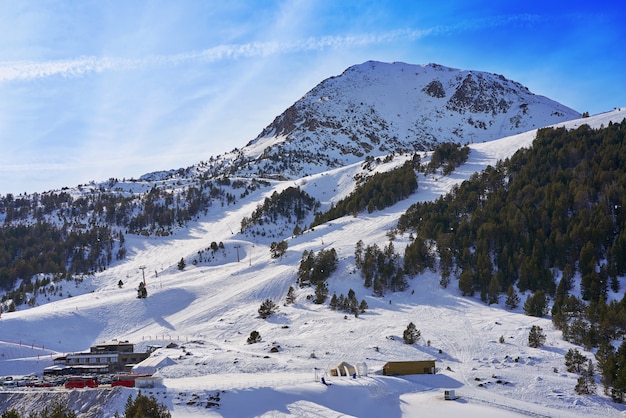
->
[314,281,328,304]
[258,299,279,319]
[355,239,364,269]
[528,325,546,348]
[177,257,186,270]
[123,392,171,418]
[505,284,520,310]
[523,290,548,317]
[137,282,147,298]
[595,341,616,395]
[373,277,384,297]
[329,293,338,310]
[270,240,288,258]
[285,286,296,305]
[458,269,474,296]
[565,348,587,373]
[403,322,421,344]
[359,299,368,314]
[487,274,500,305]
[575,360,597,395]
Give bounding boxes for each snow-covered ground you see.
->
[1,109,626,417]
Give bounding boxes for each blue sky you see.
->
[0,1,623,195]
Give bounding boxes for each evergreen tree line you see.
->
[397,121,626,305]
[2,276,72,311]
[329,288,368,317]
[0,223,117,293]
[240,186,320,233]
[395,120,626,399]
[1,178,267,235]
[423,142,471,175]
[0,177,269,294]
[354,240,407,296]
[311,160,418,227]
[594,340,626,401]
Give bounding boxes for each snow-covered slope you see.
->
[1,109,625,417]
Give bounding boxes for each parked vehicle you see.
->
[64,376,98,389]
[111,373,151,388]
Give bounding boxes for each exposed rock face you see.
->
[447,73,513,114]
[423,80,446,98]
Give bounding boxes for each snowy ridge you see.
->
[1,108,625,416]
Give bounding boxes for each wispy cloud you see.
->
[0,23,482,82]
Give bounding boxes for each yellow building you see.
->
[382,360,436,376]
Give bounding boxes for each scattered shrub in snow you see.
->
[247,330,262,344]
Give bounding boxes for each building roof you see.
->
[93,340,133,347]
[131,355,176,374]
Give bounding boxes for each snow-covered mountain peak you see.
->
[221,61,580,180]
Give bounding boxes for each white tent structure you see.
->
[329,361,356,377]
[131,355,176,375]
